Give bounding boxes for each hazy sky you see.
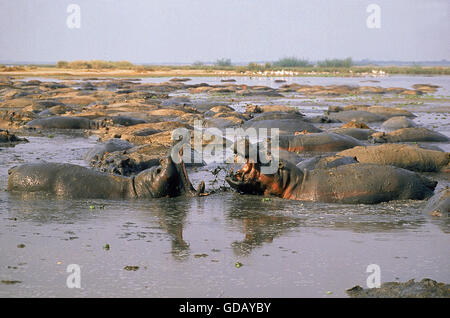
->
[0,0,449,63]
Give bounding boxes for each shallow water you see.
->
[1,76,449,297]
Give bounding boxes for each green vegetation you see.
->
[57,60,134,69]
[317,57,353,67]
[273,57,312,67]
[2,58,450,76]
[215,58,232,67]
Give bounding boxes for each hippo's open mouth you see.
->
[226,161,265,194]
[174,155,205,196]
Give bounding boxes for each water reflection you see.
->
[223,194,431,255]
[149,198,190,261]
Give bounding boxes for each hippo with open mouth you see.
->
[226,158,437,204]
[8,155,204,199]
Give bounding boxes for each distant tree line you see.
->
[56,60,134,69]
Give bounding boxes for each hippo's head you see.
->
[225,159,304,199]
[133,155,205,198]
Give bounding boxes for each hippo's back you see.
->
[8,163,126,198]
[26,116,90,129]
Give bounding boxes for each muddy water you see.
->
[1,77,449,297]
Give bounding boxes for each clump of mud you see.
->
[346,279,450,298]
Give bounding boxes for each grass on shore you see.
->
[1,59,450,76]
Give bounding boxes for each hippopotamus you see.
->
[242,119,322,135]
[26,115,147,130]
[381,116,417,130]
[330,128,376,140]
[275,132,363,153]
[423,189,449,217]
[370,128,449,143]
[296,155,358,171]
[247,112,305,122]
[84,138,134,162]
[8,155,205,199]
[26,116,93,129]
[0,129,28,147]
[338,144,450,172]
[109,116,148,126]
[305,116,340,124]
[327,110,386,123]
[226,159,437,204]
[341,106,416,118]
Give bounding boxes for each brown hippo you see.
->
[226,159,436,204]
[370,128,449,143]
[381,116,417,130]
[242,119,322,135]
[8,155,204,199]
[338,144,450,172]
[276,132,363,153]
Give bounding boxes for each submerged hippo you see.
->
[296,155,358,171]
[327,110,386,123]
[26,115,147,130]
[26,116,93,129]
[330,128,376,140]
[0,129,28,147]
[276,132,363,153]
[226,159,436,204]
[381,116,417,130]
[370,128,449,143]
[8,155,205,199]
[242,119,322,135]
[338,144,450,172]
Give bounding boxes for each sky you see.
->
[0,0,449,63]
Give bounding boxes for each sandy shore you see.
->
[3,66,449,78]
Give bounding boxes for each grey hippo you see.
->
[8,154,205,199]
[226,158,437,204]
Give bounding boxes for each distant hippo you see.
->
[226,160,436,204]
[296,155,358,171]
[0,129,28,147]
[276,132,363,153]
[338,144,450,172]
[330,128,376,140]
[8,155,204,199]
[242,119,322,135]
[26,115,146,130]
[381,116,417,130]
[26,116,93,129]
[248,112,305,122]
[423,189,449,217]
[327,110,386,123]
[84,138,134,162]
[370,128,449,143]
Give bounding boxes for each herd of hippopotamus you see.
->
[0,77,448,217]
